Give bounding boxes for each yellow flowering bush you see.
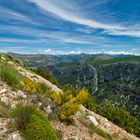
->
[58,100,79,121]
[50,93,61,105]
[21,77,37,94]
[58,89,88,121]
[75,89,88,104]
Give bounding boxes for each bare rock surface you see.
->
[15,64,62,93]
[87,115,98,126]
[79,105,140,140]
[0,82,27,108]
[7,131,22,140]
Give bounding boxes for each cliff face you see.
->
[96,62,140,120]
[71,64,98,94]
[98,62,140,83]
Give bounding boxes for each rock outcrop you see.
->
[97,62,140,119]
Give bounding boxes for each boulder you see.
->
[1,96,9,105]
[17,90,27,99]
[46,105,52,113]
[7,131,22,140]
[0,89,7,94]
[87,116,98,126]
[8,61,14,65]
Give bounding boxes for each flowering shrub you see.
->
[50,93,61,105]
[21,77,37,94]
[58,89,88,121]
[58,101,79,121]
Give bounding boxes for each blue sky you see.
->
[0,0,140,55]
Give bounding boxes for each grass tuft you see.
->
[0,63,21,88]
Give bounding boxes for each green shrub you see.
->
[48,113,59,121]
[36,82,49,94]
[11,105,47,129]
[0,101,11,117]
[62,86,79,98]
[14,58,22,65]
[89,124,112,140]
[54,129,63,140]
[12,105,58,140]
[36,94,49,108]
[83,95,96,112]
[22,115,58,140]
[0,63,21,88]
[60,91,73,104]
[5,54,13,61]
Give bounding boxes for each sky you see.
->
[0,0,140,55]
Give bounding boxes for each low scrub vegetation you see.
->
[58,89,88,122]
[83,94,96,112]
[11,105,58,140]
[21,77,38,94]
[58,100,79,121]
[0,63,22,88]
[50,92,61,105]
[89,124,113,140]
[0,101,11,117]
[97,105,140,137]
[79,117,113,140]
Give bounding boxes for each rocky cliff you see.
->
[96,62,140,120]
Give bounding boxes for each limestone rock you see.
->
[87,116,98,126]
[17,90,27,99]
[0,89,7,94]
[46,105,52,113]
[65,136,79,140]
[7,131,22,140]
[8,61,14,65]
[1,96,9,105]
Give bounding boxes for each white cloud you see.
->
[0,7,37,25]
[38,49,68,55]
[27,0,140,39]
[0,25,112,45]
[131,48,139,51]
[0,38,42,43]
[37,48,136,55]
[38,48,86,55]
[62,38,96,45]
[106,30,140,38]
[28,0,123,30]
